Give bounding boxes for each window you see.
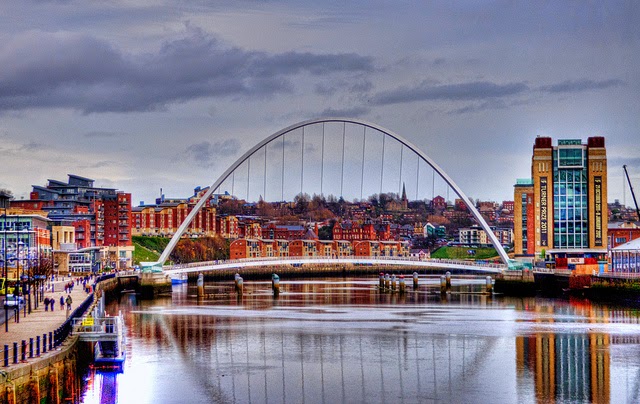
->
[558,147,584,167]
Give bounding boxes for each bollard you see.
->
[197,273,204,298]
[445,271,451,289]
[36,336,40,357]
[236,276,244,295]
[385,273,390,289]
[413,272,419,289]
[272,274,280,296]
[440,276,447,294]
[3,345,7,367]
[486,276,493,294]
[29,338,34,358]
[21,340,26,362]
[399,275,406,293]
[234,273,241,293]
[379,273,385,289]
[49,332,53,351]
[43,334,47,353]
[391,275,396,291]
[13,342,18,364]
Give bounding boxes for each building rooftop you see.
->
[613,238,640,250]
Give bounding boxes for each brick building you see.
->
[14,174,134,269]
[514,137,608,269]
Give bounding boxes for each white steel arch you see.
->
[147,118,510,270]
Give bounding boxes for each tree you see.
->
[318,225,333,240]
[294,193,310,215]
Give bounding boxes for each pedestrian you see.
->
[60,295,64,310]
[66,295,73,311]
[50,298,54,311]
[44,297,50,311]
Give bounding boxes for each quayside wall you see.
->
[0,276,120,404]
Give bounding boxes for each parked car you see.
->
[3,294,25,308]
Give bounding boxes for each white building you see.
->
[610,238,640,273]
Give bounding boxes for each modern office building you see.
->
[0,209,52,279]
[12,174,134,270]
[514,137,608,269]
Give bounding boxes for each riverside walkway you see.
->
[0,279,91,363]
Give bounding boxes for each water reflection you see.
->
[80,277,640,403]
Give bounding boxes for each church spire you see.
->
[401,182,408,210]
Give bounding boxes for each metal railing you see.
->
[2,275,113,368]
[72,316,119,336]
[53,294,94,347]
[595,271,640,279]
[165,255,507,273]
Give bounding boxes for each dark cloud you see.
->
[449,100,508,115]
[539,78,625,94]
[282,139,300,150]
[372,80,529,105]
[318,106,370,118]
[315,79,373,96]
[610,157,640,170]
[0,28,374,113]
[184,139,241,166]
[19,142,46,151]
[84,131,125,139]
[88,160,116,168]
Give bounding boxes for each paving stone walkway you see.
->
[0,279,92,354]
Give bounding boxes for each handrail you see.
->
[164,255,507,273]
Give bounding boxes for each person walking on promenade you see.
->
[44,297,50,311]
[66,295,73,311]
[50,298,54,311]
[60,295,64,310]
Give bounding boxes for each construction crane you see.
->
[623,165,640,222]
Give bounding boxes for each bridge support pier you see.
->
[197,273,204,298]
[486,276,493,294]
[272,274,280,296]
[440,276,448,294]
[413,272,418,289]
[138,272,171,299]
[235,274,244,296]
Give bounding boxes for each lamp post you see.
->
[0,190,11,332]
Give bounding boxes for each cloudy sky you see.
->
[1,1,638,206]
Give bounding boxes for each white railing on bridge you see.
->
[164,255,507,273]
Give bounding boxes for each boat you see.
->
[171,272,188,284]
[94,313,126,372]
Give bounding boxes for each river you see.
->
[79,276,640,403]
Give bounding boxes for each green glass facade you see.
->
[553,147,589,248]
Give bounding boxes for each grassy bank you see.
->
[430,246,499,260]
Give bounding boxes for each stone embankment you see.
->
[0,275,120,403]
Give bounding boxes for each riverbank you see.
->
[0,275,120,403]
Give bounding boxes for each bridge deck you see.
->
[163,256,506,275]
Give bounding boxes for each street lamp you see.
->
[0,190,11,332]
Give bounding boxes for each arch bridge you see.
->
[143,118,514,273]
